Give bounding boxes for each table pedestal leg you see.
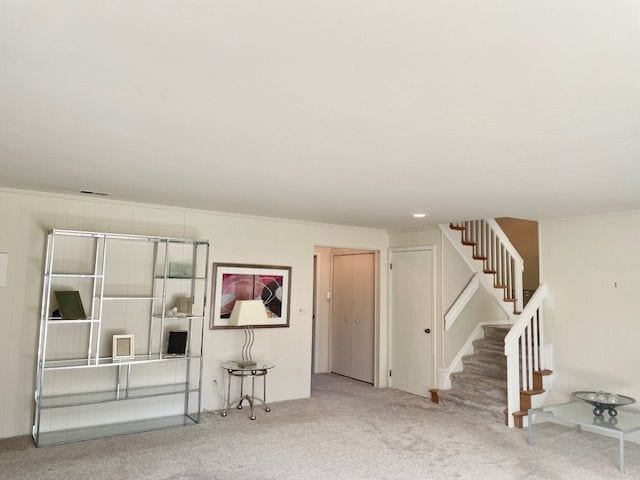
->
[237,375,244,409]
[219,367,271,419]
[250,376,256,420]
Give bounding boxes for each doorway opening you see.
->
[312,247,379,391]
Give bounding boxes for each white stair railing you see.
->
[448,219,525,313]
[503,283,550,427]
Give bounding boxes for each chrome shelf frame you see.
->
[36,414,199,447]
[32,229,210,447]
[40,382,201,409]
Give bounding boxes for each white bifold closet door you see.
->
[331,253,375,383]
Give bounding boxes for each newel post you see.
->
[505,340,520,428]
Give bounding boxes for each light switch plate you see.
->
[0,252,7,287]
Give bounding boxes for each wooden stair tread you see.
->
[473,255,488,260]
[503,298,517,302]
[461,241,477,246]
[534,369,553,376]
[512,409,529,428]
[521,389,545,396]
[484,269,497,274]
[450,225,466,231]
[428,388,440,404]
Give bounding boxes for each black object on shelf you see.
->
[167,331,188,355]
[54,291,86,320]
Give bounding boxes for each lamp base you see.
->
[237,360,257,368]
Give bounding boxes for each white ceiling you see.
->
[1,1,639,230]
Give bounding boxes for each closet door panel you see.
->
[350,253,375,383]
[331,255,353,377]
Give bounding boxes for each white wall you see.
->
[540,211,640,406]
[0,188,388,438]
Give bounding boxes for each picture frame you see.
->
[177,297,193,315]
[112,334,135,360]
[54,290,86,320]
[210,263,292,329]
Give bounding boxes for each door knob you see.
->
[424,328,431,334]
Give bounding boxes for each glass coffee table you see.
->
[528,401,640,472]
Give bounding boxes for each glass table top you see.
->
[531,401,640,434]
[221,360,275,371]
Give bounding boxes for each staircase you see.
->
[437,324,509,421]
[433,219,553,428]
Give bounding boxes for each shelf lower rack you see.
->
[40,383,200,409]
[35,414,199,447]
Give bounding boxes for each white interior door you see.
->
[390,248,434,396]
[331,253,375,383]
[331,255,352,378]
[350,253,375,383]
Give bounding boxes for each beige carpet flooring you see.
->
[1,374,638,480]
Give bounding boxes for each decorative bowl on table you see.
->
[572,391,636,417]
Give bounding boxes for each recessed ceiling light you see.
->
[411,213,429,218]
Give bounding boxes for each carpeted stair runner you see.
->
[438,325,509,420]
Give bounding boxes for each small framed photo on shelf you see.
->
[54,291,86,320]
[177,297,193,315]
[210,263,291,330]
[112,335,135,360]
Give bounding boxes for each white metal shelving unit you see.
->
[32,229,210,447]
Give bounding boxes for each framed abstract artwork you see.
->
[210,263,292,329]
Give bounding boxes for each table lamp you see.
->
[228,300,269,367]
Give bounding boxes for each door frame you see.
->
[387,245,438,391]
[313,246,381,388]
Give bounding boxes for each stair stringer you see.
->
[440,224,517,323]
